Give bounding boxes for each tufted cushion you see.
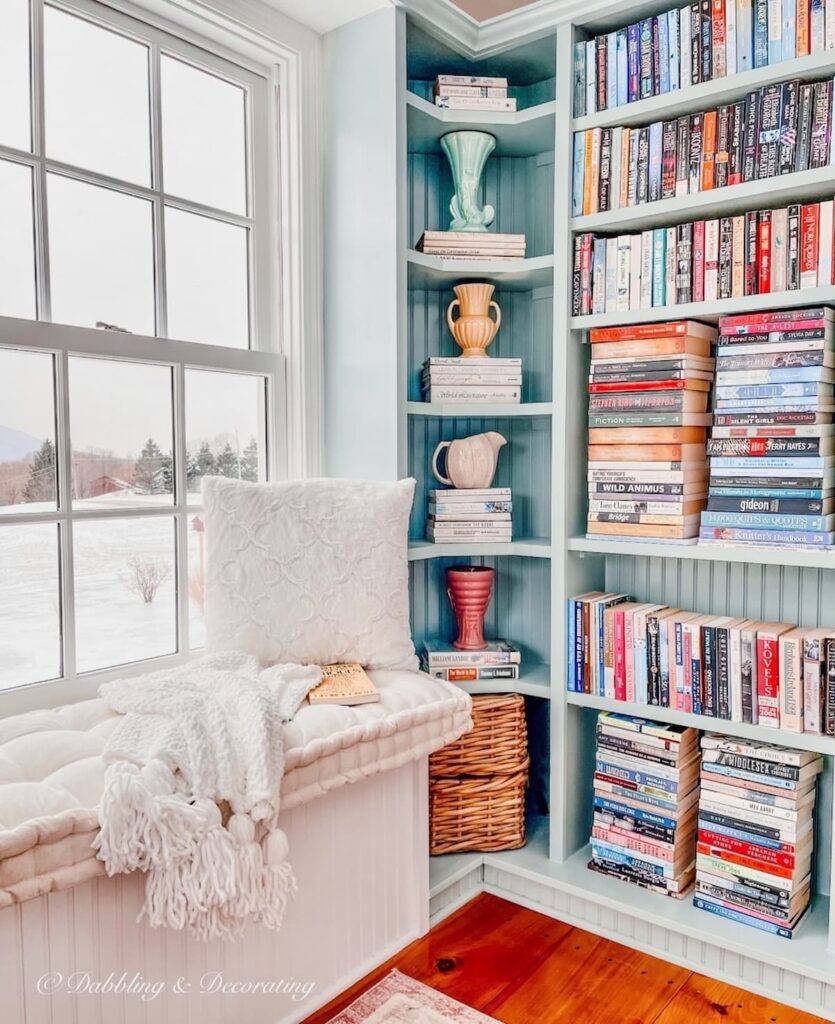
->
[202,476,419,671]
[0,669,471,907]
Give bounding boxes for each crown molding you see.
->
[394,0,481,56]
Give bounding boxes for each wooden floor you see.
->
[302,893,828,1024]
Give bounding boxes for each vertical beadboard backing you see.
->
[410,553,551,665]
[408,286,553,403]
[0,762,428,1024]
[407,152,555,257]
[407,415,552,541]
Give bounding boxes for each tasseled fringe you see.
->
[96,761,297,941]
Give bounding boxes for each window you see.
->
[0,0,283,698]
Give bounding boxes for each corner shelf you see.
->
[567,535,835,569]
[408,538,552,560]
[407,250,554,291]
[572,165,835,235]
[566,690,835,755]
[406,92,557,157]
[448,662,552,700]
[572,48,835,133]
[407,400,552,417]
[570,285,835,329]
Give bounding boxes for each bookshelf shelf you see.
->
[406,401,553,417]
[407,538,552,560]
[407,250,554,291]
[566,535,835,569]
[572,48,835,133]
[572,165,835,235]
[566,690,835,755]
[406,92,557,157]
[448,662,552,699]
[570,285,835,329]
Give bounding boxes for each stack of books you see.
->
[420,637,522,682]
[416,230,526,260]
[433,74,516,112]
[694,733,823,938]
[589,711,700,898]
[573,3,835,118]
[573,200,835,316]
[700,307,835,551]
[586,320,717,543]
[568,591,835,733]
[427,487,512,544]
[573,78,835,216]
[422,357,522,404]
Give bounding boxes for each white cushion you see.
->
[202,476,419,671]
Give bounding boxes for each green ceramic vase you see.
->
[440,130,496,232]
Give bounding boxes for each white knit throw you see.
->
[93,651,321,941]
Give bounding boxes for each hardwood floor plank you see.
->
[654,976,829,1024]
[485,925,690,1024]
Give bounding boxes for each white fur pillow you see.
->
[201,476,418,671]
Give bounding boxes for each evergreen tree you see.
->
[241,438,259,482]
[195,441,215,478]
[214,441,239,478]
[158,452,174,494]
[23,438,56,502]
[133,438,167,494]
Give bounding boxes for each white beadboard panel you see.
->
[408,286,553,403]
[407,151,555,258]
[408,416,552,541]
[1,762,428,1024]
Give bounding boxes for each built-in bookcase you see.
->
[324,3,835,1015]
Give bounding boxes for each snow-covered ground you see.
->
[0,499,205,691]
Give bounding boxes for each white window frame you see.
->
[0,0,316,714]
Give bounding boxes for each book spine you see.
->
[701,0,714,79]
[757,210,772,294]
[693,219,706,303]
[800,204,821,288]
[738,0,754,70]
[768,0,783,61]
[676,116,691,196]
[757,632,783,727]
[607,31,618,110]
[573,41,587,117]
[639,19,654,98]
[713,0,728,75]
[715,104,731,187]
[753,0,769,64]
[689,113,704,192]
[691,3,703,84]
[586,40,596,114]
[649,121,664,201]
[659,15,670,93]
[681,6,693,88]
[778,80,799,176]
[796,84,813,172]
[628,23,641,102]
[617,29,629,107]
[662,119,677,198]
[668,10,680,91]
[784,0,798,58]
[677,222,693,303]
[596,35,608,112]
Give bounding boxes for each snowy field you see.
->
[0,499,205,690]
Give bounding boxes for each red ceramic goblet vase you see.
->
[446,565,495,651]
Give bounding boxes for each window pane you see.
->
[0,0,31,151]
[0,524,61,689]
[165,208,248,347]
[185,368,267,504]
[161,56,246,214]
[44,6,151,185]
[0,160,36,320]
[74,516,176,673]
[69,357,174,509]
[0,349,56,515]
[188,514,205,649]
[48,174,155,334]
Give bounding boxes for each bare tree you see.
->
[125,557,170,604]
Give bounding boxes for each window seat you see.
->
[0,670,471,907]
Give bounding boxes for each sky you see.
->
[0,348,266,458]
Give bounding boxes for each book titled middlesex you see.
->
[308,663,380,706]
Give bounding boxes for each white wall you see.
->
[323,7,403,480]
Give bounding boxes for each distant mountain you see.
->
[0,426,43,461]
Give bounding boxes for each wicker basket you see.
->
[429,693,529,855]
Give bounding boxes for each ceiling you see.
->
[263,0,544,34]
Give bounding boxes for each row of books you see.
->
[416,230,526,260]
[426,487,513,544]
[567,591,835,733]
[573,0,835,118]
[701,307,835,549]
[586,319,718,541]
[431,73,517,112]
[589,712,700,898]
[420,637,522,682]
[421,357,522,404]
[694,733,822,938]
[572,78,835,217]
[572,199,835,316]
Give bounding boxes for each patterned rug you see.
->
[325,970,500,1023]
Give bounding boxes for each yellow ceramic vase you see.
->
[446,283,502,358]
